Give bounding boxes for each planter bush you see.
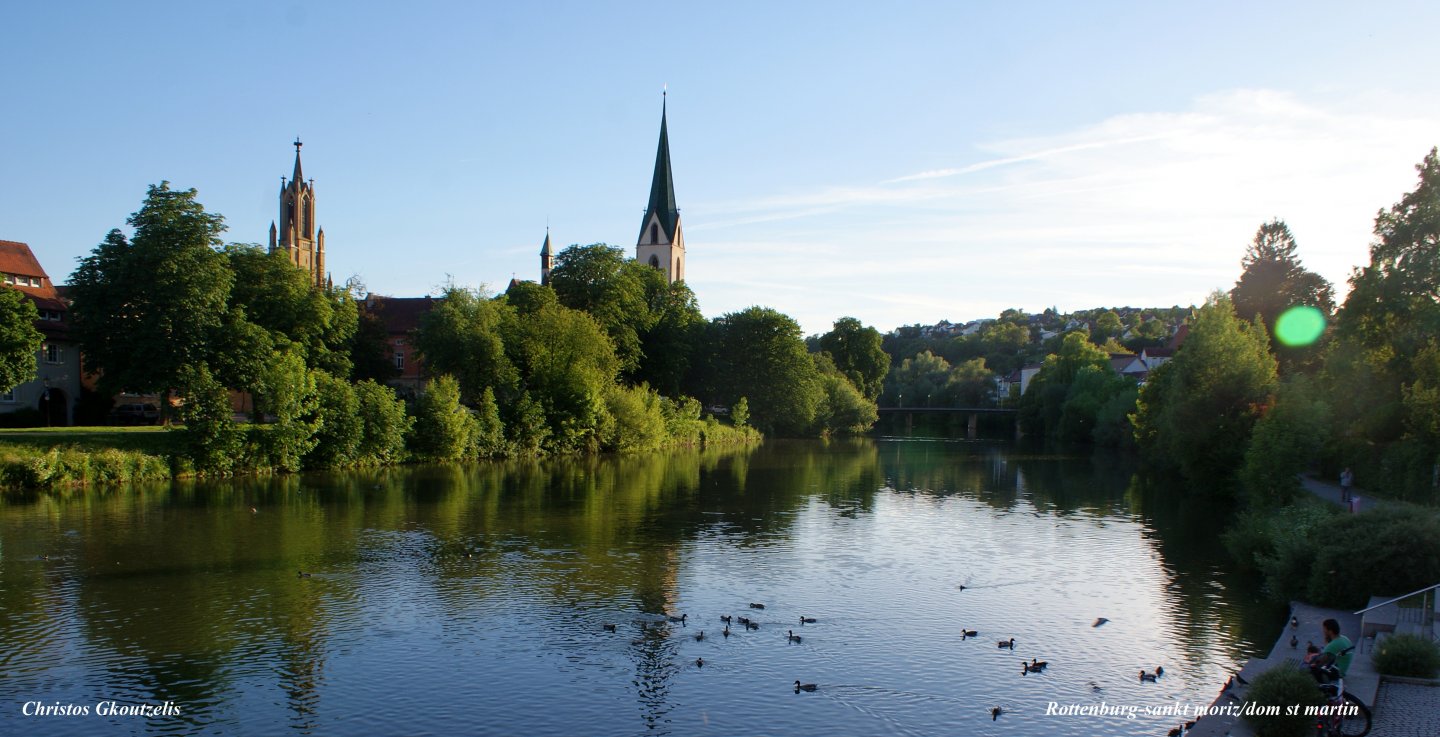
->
[1241,666,1325,737]
[1373,633,1440,679]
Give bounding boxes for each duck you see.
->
[787,630,802,644]
[800,616,817,624]
[695,657,704,668]
[961,629,978,638]
[668,613,688,624]
[1155,665,1164,677]
[721,615,733,625]
[750,603,766,610]
[1093,617,1109,627]
[794,680,817,692]
[602,623,617,632]
[737,616,751,626]
[1290,615,1299,629]
[296,570,312,578]
[695,631,705,642]
[998,638,1015,649]
[991,706,1003,721]
[747,620,760,631]
[1289,634,1298,649]
[1167,727,1182,737]
[1029,658,1048,671]
[1140,670,1158,682]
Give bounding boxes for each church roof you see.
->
[638,97,680,242]
[540,230,553,257]
[292,139,304,183]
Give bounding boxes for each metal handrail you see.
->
[1354,582,1440,615]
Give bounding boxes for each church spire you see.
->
[292,138,304,183]
[540,228,555,286]
[639,92,679,243]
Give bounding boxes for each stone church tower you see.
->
[540,229,554,286]
[269,139,327,288]
[635,95,685,284]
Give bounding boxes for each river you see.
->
[0,438,1280,736]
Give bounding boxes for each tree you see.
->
[409,375,478,462]
[414,285,519,405]
[882,351,952,408]
[0,288,42,392]
[68,183,233,405]
[225,245,357,377]
[817,317,889,401]
[547,244,654,375]
[1230,219,1335,339]
[1132,294,1278,493]
[1091,310,1124,343]
[1020,332,1113,437]
[502,301,621,452]
[707,307,821,436]
[635,272,705,397]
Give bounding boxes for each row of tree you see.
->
[36,183,890,471]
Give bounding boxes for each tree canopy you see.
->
[817,317,889,401]
[0,288,42,392]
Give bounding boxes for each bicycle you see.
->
[1310,649,1371,737]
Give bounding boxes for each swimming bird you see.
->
[961,629,978,638]
[794,680,817,692]
[603,623,617,632]
[747,620,760,631]
[1093,617,1109,627]
[1155,665,1163,677]
[695,631,705,641]
[787,630,802,644]
[1030,658,1048,671]
[668,613,687,624]
[958,585,967,591]
[721,615,732,625]
[695,658,704,667]
[750,603,766,610]
[1140,670,1158,682]
[998,638,1015,649]
[737,616,751,626]
[296,570,312,578]
[800,616,817,624]
[1167,727,1182,737]
[991,706,1003,720]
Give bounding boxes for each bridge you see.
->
[876,406,1020,439]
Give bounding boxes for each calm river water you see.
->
[0,439,1279,736]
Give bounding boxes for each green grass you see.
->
[0,426,181,455]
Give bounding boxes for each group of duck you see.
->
[602,602,823,686]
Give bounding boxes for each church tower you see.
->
[636,94,685,284]
[540,229,555,286]
[269,139,327,288]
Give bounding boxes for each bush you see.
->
[1305,505,1440,608]
[1241,666,1325,737]
[408,375,478,462]
[472,387,506,457]
[354,379,411,464]
[176,363,243,473]
[1372,633,1440,678]
[306,372,362,468]
[1223,498,1336,600]
[601,383,668,452]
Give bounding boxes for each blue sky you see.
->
[4,1,1439,335]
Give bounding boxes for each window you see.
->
[394,352,405,370]
[650,223,658,244]
[2,274,13,285]
[44,344,62,364]
[0,389,13,403]
[648,255,660,268]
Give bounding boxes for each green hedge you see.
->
[1373,633,1440,678]
[1241,666,1326,737]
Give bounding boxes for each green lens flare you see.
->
[1275,306,1326,347]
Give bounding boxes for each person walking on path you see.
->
[1340,467,1354,503]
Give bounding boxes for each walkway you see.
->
[1298,472,1383,513]
[1370,681,1440,737]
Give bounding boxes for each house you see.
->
[0,240,82,425]
[1108,353,1149,381]
[997,363,1044,399]
[362,295,436,399]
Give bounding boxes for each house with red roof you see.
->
[0,240,82,425]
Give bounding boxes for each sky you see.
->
[3,1,1439,335]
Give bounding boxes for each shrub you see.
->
[1372,633,1440,678]
[176,363,242,473]
[731,397,749,428]
[602,383,668,452]
[1305,505,1440,608]
[408,375,478,462]
[354,379,411,464]
[307,372,362,468]
[1240,666,1325,737]
[472,387,506,457]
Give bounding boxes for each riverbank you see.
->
[0,421,763,495]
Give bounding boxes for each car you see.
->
[108,403,160,425]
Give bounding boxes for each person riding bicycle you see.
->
[1310,618,1353,684]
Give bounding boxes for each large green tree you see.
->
[1132,294,1278,494]
[707,307,821,436]
[0,288,42,392]
[547,244,654,375]
[1230,219,1335,337]
[69,183,233,401]
[817,317,889,401]
[413,285,519,405]
[226,245,358,377]
[634,270,705,397]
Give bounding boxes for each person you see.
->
[1340,467,1354,503]
[1302,642,1321,665]
[1310,618,1353,684]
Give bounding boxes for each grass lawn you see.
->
[0,426,180,455]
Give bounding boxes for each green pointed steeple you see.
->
[639,95,679,243]
[540,229,553,257]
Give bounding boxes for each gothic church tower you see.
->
[636,95,685,284]
[269,139,327,288]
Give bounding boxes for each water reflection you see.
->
[1,440,1275,737]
